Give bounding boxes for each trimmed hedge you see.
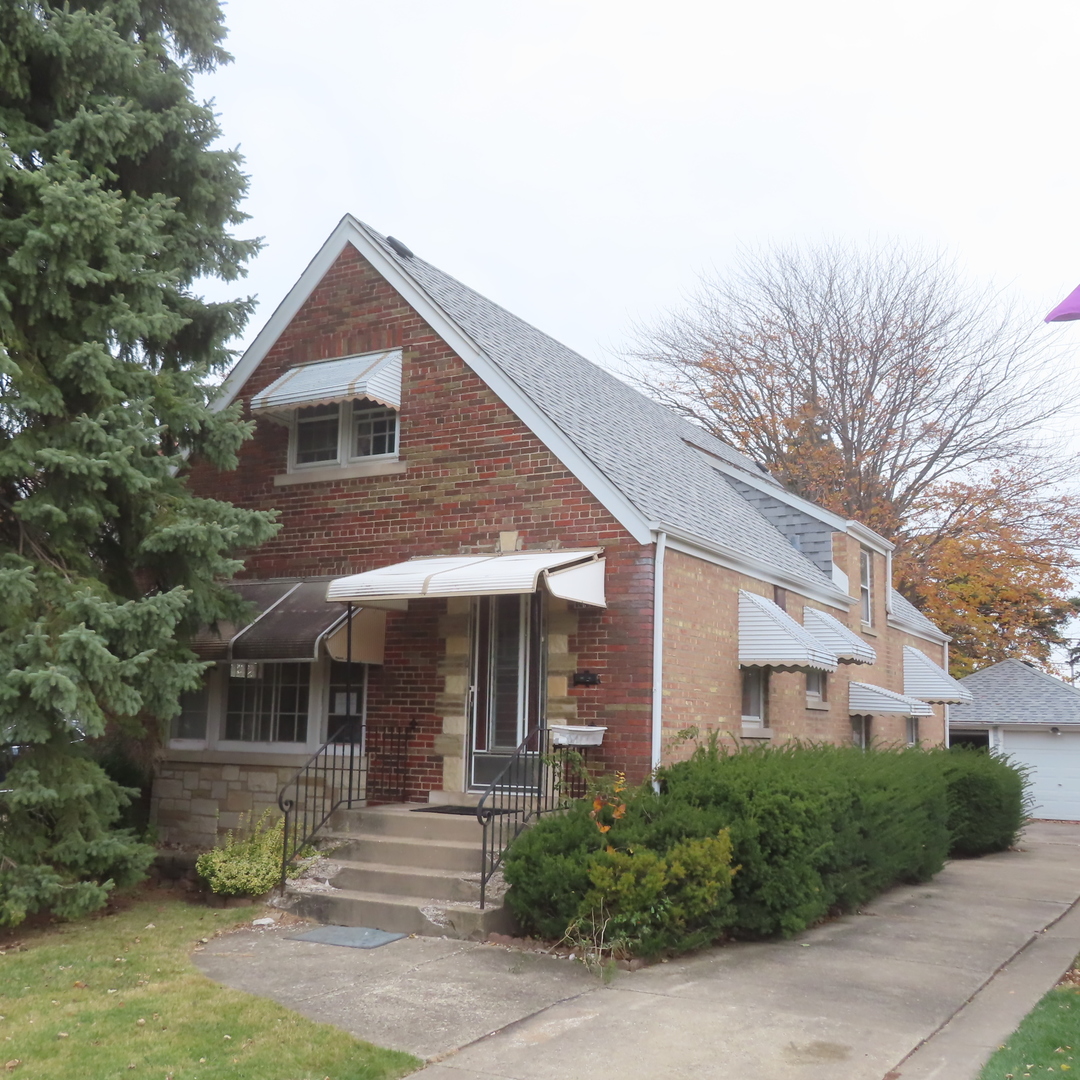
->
[933,744,1028,856]
[503,739,1027,952]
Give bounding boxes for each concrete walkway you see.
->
[194,821,1080,1079]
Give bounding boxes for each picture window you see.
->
[224,662,310,744]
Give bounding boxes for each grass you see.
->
[0,887,421,1080]
[979,961,1080,1079]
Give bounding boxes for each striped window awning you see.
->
[738,591,838,673]
[903,646,973,704]
[250,349,402,413]
[326,550,606,608]
[849,682,934,716]
[802,608,876,665]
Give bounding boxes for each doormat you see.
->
[288,925,405,949]
[410,805,512,815]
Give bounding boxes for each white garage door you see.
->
[1001,730,1080,820]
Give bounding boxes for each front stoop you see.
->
[284,804,518,940]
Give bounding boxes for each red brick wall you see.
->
[188,243,655,791]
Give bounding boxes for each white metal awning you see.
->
[903,646,973,704]
[849,682,934,716]
[250,349,402,413]
[326,550,606,607]
[738,591,838,673]
[802,608,876,665]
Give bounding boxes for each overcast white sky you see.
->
[197,0,1080,367]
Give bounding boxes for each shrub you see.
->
[196,810,289,897]
[933,745,1028,856]
[505,737,979,951]
[578,832,737,956]
[503,801,605,939]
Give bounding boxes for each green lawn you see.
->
[0,889,421,1080]
[979,965,1080,1079]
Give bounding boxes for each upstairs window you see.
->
[859,547,873,625]
[295,404,341,464]
[291,399,398,470]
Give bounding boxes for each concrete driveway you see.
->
[194,820,1080,1080]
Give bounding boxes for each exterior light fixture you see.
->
[1051,726,1062,735]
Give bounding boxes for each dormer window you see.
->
[249,349,404,481]
[291,399,398,470]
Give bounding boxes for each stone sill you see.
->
[160,749,311,768]
[273,459,407,486]
[805,699,831,711]
[740,726,773,740]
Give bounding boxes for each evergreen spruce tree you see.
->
[0,0,278,926]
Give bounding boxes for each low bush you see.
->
[196,809,289,897]
[504,737,1026,954]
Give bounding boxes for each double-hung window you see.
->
[741,668,768,727]
[292,399,398,470]
[859,547,873,625]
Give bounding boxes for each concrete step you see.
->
[288,885,516,940]
[329,859,482,902]
[329,833,483,872]
[331,803,485,844]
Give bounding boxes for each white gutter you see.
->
[651,531,667,778]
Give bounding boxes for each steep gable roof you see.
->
[950,658,1080,727]
[217,216,854,607]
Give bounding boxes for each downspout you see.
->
[651,531,667,779]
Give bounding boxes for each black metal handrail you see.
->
[277,721,414,895]
[475,729,586,908]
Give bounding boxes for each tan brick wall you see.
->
[661,548,947,757]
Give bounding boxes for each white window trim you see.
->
[741,667,768,728]
[168,660,334,755]
[859,547,873,627]
[288,400,399,474]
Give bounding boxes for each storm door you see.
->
[469,592,544,788]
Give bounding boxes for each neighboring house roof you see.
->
[216,217,871,608]
[888,589,949,644]
[950,658,1080,727]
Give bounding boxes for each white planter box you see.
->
[548,724,607,747]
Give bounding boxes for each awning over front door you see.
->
[326,550,606,607]
[190,579,385,663]
[738,590,838,672]
[849,681,934,716]
[903,646,973,704]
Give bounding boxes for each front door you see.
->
[469,592,544,788]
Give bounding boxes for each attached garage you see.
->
[998,729,1080,821]
[950,658,1080,822]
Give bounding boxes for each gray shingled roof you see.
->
[889,589,947,641]
[364,227,841,598]
[950,658,1080,727]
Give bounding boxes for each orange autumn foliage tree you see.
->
[632,242,1080,674]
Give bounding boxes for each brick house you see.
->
[153,216,970,848]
